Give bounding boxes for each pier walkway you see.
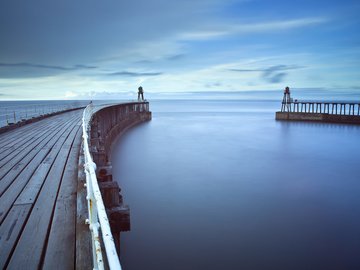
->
[0,109,83,269]
[0,101,151,269]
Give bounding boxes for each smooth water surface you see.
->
[112,99,360,270]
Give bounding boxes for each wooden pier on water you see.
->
[275,87,360,124]
[0,102,151,269]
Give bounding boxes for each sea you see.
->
[110,91,360,270]
[1,90,359,269]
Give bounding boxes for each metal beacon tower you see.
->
[281,86,292,112]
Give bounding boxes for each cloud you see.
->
[266,72,287,83]
[0,62,97,71]
[67,90,137,100]
[106,71,163,77]
[205,82,223,88]
[0,62,98,78]
[0,0,228,65]
[233,17,328,33]
[166,54,186,61]
[179,17,328,40]
[262,65,302,84]
[179,30,228,40]
[229,68,263,72]
[229,64,304,84]
[0,0,358,96]
[229,65,303,73]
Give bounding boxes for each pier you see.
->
[276,87,360,124]
[0,101,151,269]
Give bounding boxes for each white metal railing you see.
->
[82,103,122,270]
[0,101,88,128]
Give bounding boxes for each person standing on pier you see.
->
[138,86,144,101]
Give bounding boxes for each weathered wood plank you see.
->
[42,126,82,270]
[12,162,52,205]
[0,109,83,143]
[0,119,47,148]
[0,204,32,270]
[0,112,67,149]
[0,113,79,173]
[0,118,60,162]
[0,115,80,224]
[6,123,81,269]
[0,113,79,196]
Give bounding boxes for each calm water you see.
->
[112,98,360,270]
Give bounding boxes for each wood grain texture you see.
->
[0,110,85,270]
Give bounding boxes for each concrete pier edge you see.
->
[275,111,360,125]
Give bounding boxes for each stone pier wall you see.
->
[88,102,151,250]
[276,112,360,124]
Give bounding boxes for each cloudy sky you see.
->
[0,0,359,99]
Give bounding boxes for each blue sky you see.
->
[0,0,359,99]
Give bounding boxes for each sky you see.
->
[0,0,360,100]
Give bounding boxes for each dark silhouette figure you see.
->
[138,86,144,101]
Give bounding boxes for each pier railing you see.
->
[82,103,122,270]
[0,101,88,128]
[281,100,360,116]
[81,101,151,270]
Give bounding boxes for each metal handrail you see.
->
[82,103,122,270]
[0,101,88,128]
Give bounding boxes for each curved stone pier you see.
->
[80,101,151,261]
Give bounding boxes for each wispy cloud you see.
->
[205,81,223,88]
[179,30,228,40]
[229,65,304,73]
[166,54,186,61]
[180,17,328,40]
[106,71,163,77]
[230,64,305,84]
[233,17,328,33]
[0,62,97,71]
[0,62,98,78]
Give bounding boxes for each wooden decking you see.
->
[0,109,88,269]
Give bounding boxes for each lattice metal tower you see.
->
[281,86,292,112]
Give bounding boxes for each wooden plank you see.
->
[0,130,49,170]
[0,113,67,149]
[0,115,80,224]
[0,113,78,172]
[0,118,60,162]
[0,110,81,153]
[6,123,81,269]
[42,126,82,270]
[0,119,65,177]
[75,146,93,270]
[0,114,78,197]
[0,204,32,270]
[0,120,46,148]
[11,162,52,205]
[0,115,57,151]
[0,110,82,146]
